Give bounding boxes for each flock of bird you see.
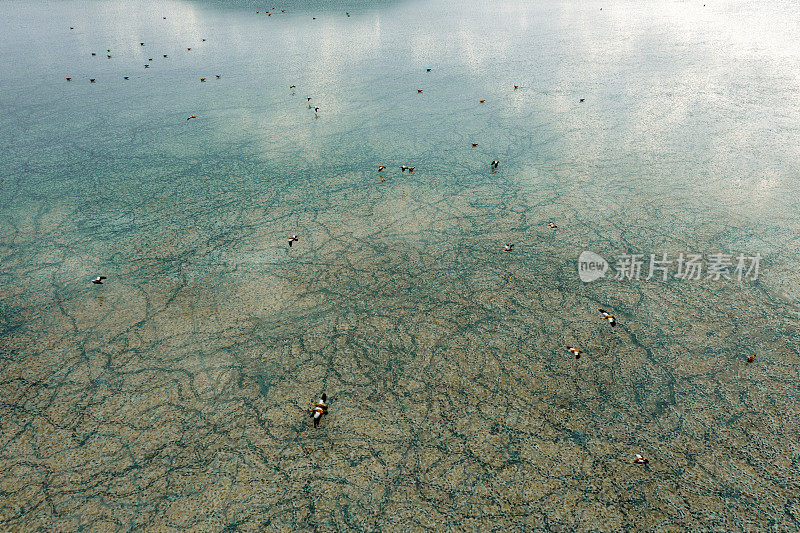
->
[78,8,736,468]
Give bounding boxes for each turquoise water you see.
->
[2,0,800,529]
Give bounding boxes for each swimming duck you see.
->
[567,346,582,359]
[89,78,96,82]
[66,77,71,81]
[504,244,514,252]
[599,309,616,327]
[91,276,107,284]
[288,235,299,247]
[187,115,196,120]
[747,355,755,363]
[479,99,485,103]
[417,89,423,93]
[426,68,431,72]
[310,394,328,427]
[216,74,220,78]
[632,454,648,465]
[548,222,557,229]
[514,85,518,90]
[490,160,499,169]
[200,78,205,82]
[378,165,386,171]
[579,98,585,103]
[123,76,129,80]
[472,142,478,147]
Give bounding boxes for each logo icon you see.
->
[578,251,609,282]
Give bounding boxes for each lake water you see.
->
[1,0,799,529]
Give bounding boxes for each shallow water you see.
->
[2,0,800,530]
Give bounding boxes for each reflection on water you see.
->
[1,0,800,529]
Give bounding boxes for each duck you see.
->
[504,244,514,252]
[514,85,519,90]
[417,89,423,93]
[288,235,299,247]
[91,276,107,284]
[490,160,499,169]
[747,355,755,363]
[479,99,485,103]
[599,309,616,327]
[89,78,96,82]
[123,76,129,80]
[472,142,478,147]
[66,77,72,81]
[567,346,582,359]
[579,98,585,103]
[144,64,149,68]
[632,454,648,465]
[216,74,220,79]
[426,68,431,72]
[310,394,328,427]
[187,115,197,120]
[548,222,557,229]
[378,165,386,171]
[200,78,206,82]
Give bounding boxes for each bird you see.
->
[288,235,299,247]
[91,52,96,56]
[70,26,74,29]
[599,309,616,327]
[417,89,423,93]
[200,78,206,82]
[472,142,478,147]
[140,42,144,46]
[290,85,296,88]
[144,64,149,68]
[89,78,96,83]
[148,58,153,61]
[163,54,168,58]
[123,76,129,80]
[310,394,328,427]
[408,166,415,173]
[313,106,319,112]
[215,74,220,79]
[187,115,196,120]
[306,97,312,101]
[479,99,485,103]
[163,16,166,19]
[426,68,431,72]
[490,160,499,169]
[66,77,71,81]
[747,355,755,363]
[632,454,649,465]
[579,98,585,103]
[504,244,514,252]
[187,47,191,51]
[548,222,557,229]
[202,38,206,41]
[91,276,107,284]
[514,85,519,90]
[380,176,386,182]
[378,165,386,171]
[567,346,582,359]
[399,165,408,172]
[107,49,111,52]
